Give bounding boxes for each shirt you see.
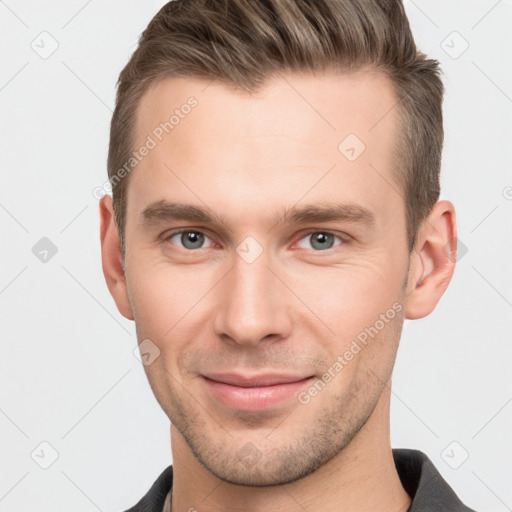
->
[122,448,478,512]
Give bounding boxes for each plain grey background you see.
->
[1,1,511,511]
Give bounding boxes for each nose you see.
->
[213,245,293,347]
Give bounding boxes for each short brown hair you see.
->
[107,0,444,258]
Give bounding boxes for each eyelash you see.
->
[163,229,347,253]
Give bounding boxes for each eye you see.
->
[296,231,344,251]
[165,230,215,250]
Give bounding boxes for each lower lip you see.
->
[202,376,314,411]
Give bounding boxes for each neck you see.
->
[169,387,411,512]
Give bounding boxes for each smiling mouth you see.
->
[201,373,315,411]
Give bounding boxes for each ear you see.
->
[405,200,458,320]
[99,195,134,320]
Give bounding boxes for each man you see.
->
[99,0,478,510]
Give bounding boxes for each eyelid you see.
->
[162,227,349,253]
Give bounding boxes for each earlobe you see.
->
[405,200,458,320]
[99,195,134,321]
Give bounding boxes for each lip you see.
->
[201,373,315,411]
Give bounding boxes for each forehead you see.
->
[127,69,402,231]
[135,69,398,147]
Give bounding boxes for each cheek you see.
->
[128,268,200,390]
[127,266,179,339]
[286,258,403,332]
[127,261,220,344]
[283,257,406,383]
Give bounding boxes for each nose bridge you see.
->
[213,243,291,346]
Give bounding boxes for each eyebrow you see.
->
[139,200,376,230]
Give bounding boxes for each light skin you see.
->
[100,69,457,512]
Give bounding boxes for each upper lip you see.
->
[202,373,313,387]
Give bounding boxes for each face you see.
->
[121,70,412,485]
